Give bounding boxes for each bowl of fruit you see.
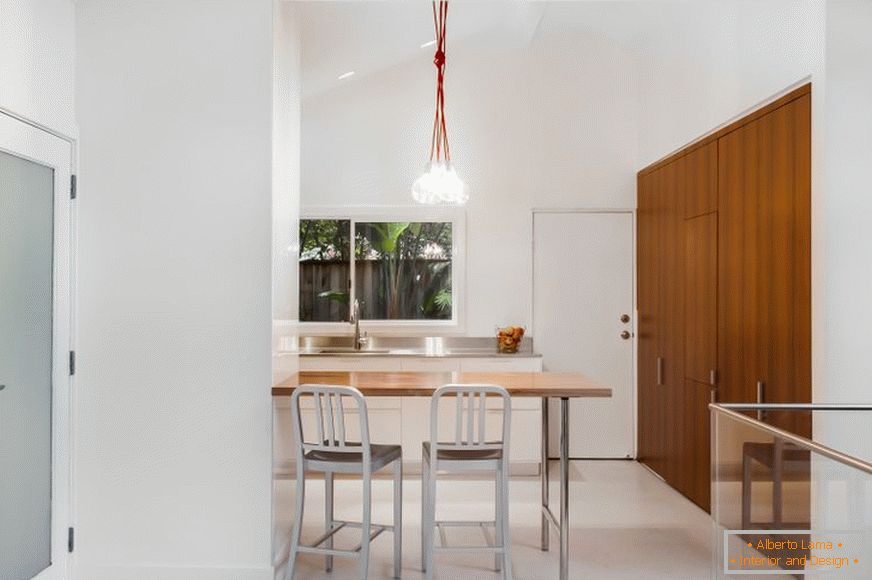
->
[496,325,525,354]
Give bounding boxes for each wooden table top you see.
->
[272,371,611,399]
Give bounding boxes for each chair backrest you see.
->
[429,384,511,453]
[291,384,371,463]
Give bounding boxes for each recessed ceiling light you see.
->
[421,40,436,48]
[337,71,355,80]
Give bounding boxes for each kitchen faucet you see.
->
[350,299,365,350]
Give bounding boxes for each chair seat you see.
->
[305,443,402,472]
[422,441,503,461]
[743,442,810,475]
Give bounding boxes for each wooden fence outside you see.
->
[300,259,451,322]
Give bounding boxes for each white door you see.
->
[0,113,73,580]
[533,211,634,458]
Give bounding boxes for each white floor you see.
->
[273,460,713,579]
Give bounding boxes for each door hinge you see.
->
[69,351,76,376]
[70,174,77,200]
[68,527,75,553]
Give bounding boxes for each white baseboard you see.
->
[73,564,273,580]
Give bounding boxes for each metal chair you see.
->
[286,385,402,580]
[421,384,513,580]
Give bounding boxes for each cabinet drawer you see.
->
[401,357,461,372]
[300,356,403,372]
[459,357,543,372]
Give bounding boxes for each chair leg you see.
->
[494,470,502,572]
[359,472,372,580]
[325,471,334,572]
[421,457,430,573]
[742,454,752,529]
[393,460,403,579]
[285,468,306,580]
[773,442,784,528]
[425,461,437,580]
[500,464,513,580]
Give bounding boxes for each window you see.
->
[299,209,464,327]
[299,218,351,322]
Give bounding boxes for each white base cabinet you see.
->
[274,355,543,476]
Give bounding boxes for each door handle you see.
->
[709,370,718,403]
[620,330,633,340]
[756,380,766,421]
[656,357,663,386]
[620,314,631,324]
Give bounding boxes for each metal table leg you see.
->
[559,397,569,580]
[541,396,550,551]
[540,396,571,580]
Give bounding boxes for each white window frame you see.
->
[300,205,466,335]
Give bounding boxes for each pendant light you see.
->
[412,0,468,205]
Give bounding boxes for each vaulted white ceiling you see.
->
[296,1,695,99]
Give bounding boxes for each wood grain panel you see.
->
[636,172,659,469]
[719,119,762,405]
[273,371,612,398]
[764,94,812,437]
[677,378,715,510]
[685,212,717,385]
[684,141,718,218]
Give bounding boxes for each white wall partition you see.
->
[273,1,302,384]
[820,0,872,406]
[75,1,281,578]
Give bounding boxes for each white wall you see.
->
[0,0,77,135]
[271,0,301,555]
[810,2,872,552]
[634,0,822,167]
[819,0,872,406]
[273,2,302,383]
[75,1,278,578]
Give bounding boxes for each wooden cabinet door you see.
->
[685,212,718,386]
[718,95,811,431]
[660,158,685,486]
[761,94,812,436]
[636,171,662,473]
[718,118,764,406]
[681,211,718,510]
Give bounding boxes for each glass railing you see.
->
[710,403,872,578]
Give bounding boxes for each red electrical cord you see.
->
[429,0,450,165]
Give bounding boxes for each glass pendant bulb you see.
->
[412,161,468,205]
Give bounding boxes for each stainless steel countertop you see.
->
[298,335,541,358]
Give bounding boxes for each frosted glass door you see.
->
[0,150,55,579]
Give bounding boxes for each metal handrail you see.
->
[709,403,872,476]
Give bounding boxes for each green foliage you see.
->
[366,222,410,254]
[299,219,350,261]
[433,289,452,311]
[317,290,349,305]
